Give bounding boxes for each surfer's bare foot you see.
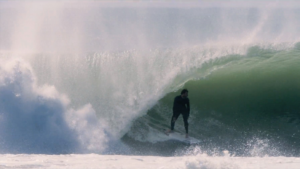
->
[185,133,189,138]
[165,129,173,135]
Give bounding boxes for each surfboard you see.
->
[163,130,201,144]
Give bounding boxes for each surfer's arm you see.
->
[172,97,177,112]
[186,99,190,114]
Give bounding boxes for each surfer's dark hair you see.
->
[181,89,188,94]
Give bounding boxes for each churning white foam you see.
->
[0,58,109,153]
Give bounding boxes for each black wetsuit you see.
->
[171,95,190,134]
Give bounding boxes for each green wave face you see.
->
[126,44,300,156]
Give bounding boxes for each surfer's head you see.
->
[181,89,188,98]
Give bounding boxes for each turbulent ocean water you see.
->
[1,1,300,168]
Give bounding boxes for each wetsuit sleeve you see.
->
[187,98,190,114]
[173,97,177,112]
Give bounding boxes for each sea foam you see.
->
[0,58,108,153]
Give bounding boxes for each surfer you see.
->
[165,89,190,138]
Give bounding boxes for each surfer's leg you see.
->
[182,113,189,134]
[171,112,180,131]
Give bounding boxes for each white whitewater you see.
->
[1,154,300,169]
